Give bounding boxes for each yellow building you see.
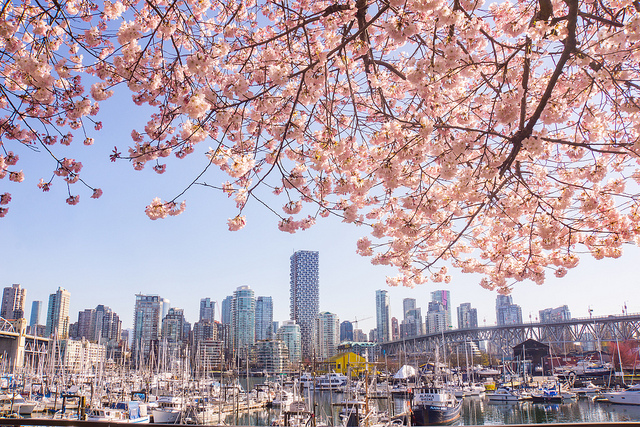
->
[320,351,373,377]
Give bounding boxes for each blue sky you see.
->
[2,91,639,334]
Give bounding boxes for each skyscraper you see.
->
[199,298,215,323]
[45,287,70,338]
[457,303,478,329]
[231,285,255,354]
[162,307,186,358]
[430,290,452,329]
[132,294,167,365]
[1,284,26,320]
[375,290,390,342]
[340,321,353,342]
[426,301,447,333]
[496,295,523,325]
[402,298,416,320]
[29,300,42,327]
[314,312,339,360]
[290,250,319,358]
[255,296,273,341]
[221,296,233,325]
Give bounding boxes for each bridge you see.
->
[378,313,640,359]
[0,318,49,372]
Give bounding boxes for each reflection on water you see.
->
[228,380,640,426]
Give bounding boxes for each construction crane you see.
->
[350,316,373,329]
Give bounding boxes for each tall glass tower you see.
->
[290,250,319,358]
[431,290,452,329]
[231,285,255,355]
[255,296,273,341]
[375,289,390,342]
[45,287,70,338]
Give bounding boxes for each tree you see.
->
[1,0,640,291]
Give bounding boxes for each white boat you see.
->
[486,387,527,402]
[316,373,348,390]
[300,373,314,388]
[570,381,602,396]
[602,384,640,405]
[88,401,150,423]
[151,396,183,423]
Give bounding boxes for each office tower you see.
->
[231,285,255,354]
[255,296,274,341]
[403,298,417,320]
[45,287,71,338]
[340,321,353,342]
[132,294,167,365]
[221,296,233,325]
[1,284,26,320]
[272,321,279,336]
[496,295,523,325]
[353,329,367,342]
[199,298,215,322]
[426,301,447,333]
[193,319,217,343]
[314,312,339,360]
[29,301,42,327]
[95,305,122,343]
[391,317,400,340]
[457,303,478,329]
[290,250,319,358]
[375,290,390,342]
[430,290,452,329]
[539,305,571,323]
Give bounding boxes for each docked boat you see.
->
[486,387,527,402]
[602,384,640,405]
[89,401,150,423]
[410,386,462,425]
[150,396,183,423]
[316,373,348,390]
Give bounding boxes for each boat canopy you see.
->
[394,365,417,379]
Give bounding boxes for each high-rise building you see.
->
[457,303,478,329]
[29,301,42,327]
[340,321,353,342]
[290,250,319,358]
[132,294,167,365]
[426,301,447,334]
[402,298,416,320]
[314,312,339,360]
[496,295,523,325]
[496,295,522,325]
[162,307,186,358]
[1,284,26,320]
[199,298,216,323]
[231,285,255,354]
[193,319,217,343]
[276,320,302,366]
[401,308,423,337]
[76,308,95,340]
[255,296,273,341]
[94,304,121,343]
[45,287,71,338]
[375,290,390,342]
[539,305,571,323]
[221,296,233,325]
[391,317,400,340]
[430,290,452,329]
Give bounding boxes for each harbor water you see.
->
[229,387,640,426]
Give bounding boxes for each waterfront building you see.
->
[45,287,71,338]
[457,303,478,329]
[276,320,302,366]
[57,339,106,373]
[254,340,288,373]
[29,300,41,327]
[199,298,216,323]
[391,317,400,340]
[231,285,255,356]
[539,305,571,322]
[290,250,320,359]
[496,295,523,325]
[340,321,353,342]
[255,296,273,341]
[1,284,26,320]
[426,301,447,334]
[375,290,390,342]
[132,294,167,365]
[162,307,186,359]
[431,290,452,329]
[194,340,224,372]
[315,311,339,360]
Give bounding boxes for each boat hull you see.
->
[411,401,462,425]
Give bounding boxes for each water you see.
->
[228,389,640,426]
